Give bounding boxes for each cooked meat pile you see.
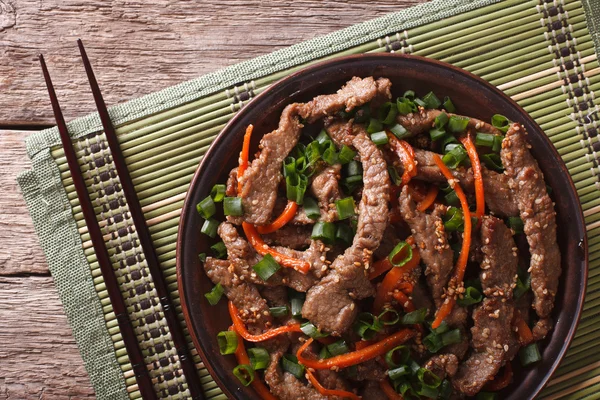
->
[198,76,561,399]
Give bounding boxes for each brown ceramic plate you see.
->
[177,54,588,399]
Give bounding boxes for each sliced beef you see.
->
[453,298,514,395]
[412,149,517,217]
[398,186,453,305]
[412,279,434,314]
[324,118,354,148]
[355,360,388,381]
[261,285,288,308]
[396,109,502,137]
[533,317,553,341]
[300,76,392,123]
[303,127,390,335]
[480,216,519,298]
[425,354,459,380]
[310,164,343,222]
[239,103,303,225]
[373,224,401,260]
[501,123,561,319]
[263,225,312,250]
[226,167,238,197]
[361,380,387,398]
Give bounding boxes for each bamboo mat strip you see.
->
[36,0,600,398]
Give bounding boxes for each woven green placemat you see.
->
[18,0,600,398]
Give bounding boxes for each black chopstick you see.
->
[76,39,204,400]
[39,54,158,400]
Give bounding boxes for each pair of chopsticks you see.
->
[40,40,204,400]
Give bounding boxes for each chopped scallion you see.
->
[303,197,321,220]
[447,115,470,133]
[338,145,357,164]
[442,96,456,113]
[201,218,219,238]
[430,127,447,141]
[198,253,207,262]
[311,221,336,244]
[210,184,226,202]
[388,365,410,380]
[379,101,398,125]
[442,144,468,168]
[217,330,238,355]
[210,241,228,259]
[397,97,416,115]
[282,354,304,378]
[508,216,524,234]
[354,312,384,340]
[385,345,410,367]
[378,308,400,325]
[367,118,383,134]
[444,190,460,207]
[423,91,442,109]
[223,197,243,216]
[482,153,504,172]
[519,343,542,366]
[248,347,270,370]
[403,90,416,100]
[233,364,255,386]
[370,131,389,145]
[197,196,216,219]
[401,308,428,325]
[327,340,350,356]
[269,306,288,317]
[491,114,511,133]
[439,379,453,400]
[345,160,363,177]
[434,112,449,128]
[440,329,462,346]
[456,286,483,306]
[205,283,224,306]
[315,130,331,145]
[492,135,504,152]
[335,197,356,220]
[289,290,305,318]
[514,271,531,299]
[389,124,409,140]
[475,132,495,147]
[443,207,464,232]
[414,98,427,108]
[335,223,354,245]
[418,367,442,388]
[424,332,444,353]
[252,254,281,281]
[341,175,363,193]
[322,143,339,165]
[300,321,329,338]
[388,241,413,267]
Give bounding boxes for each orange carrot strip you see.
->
[229,301,302,342]
[369,258,394,281]
[380,379,404,400]
[387,133,417,186]
[461,134,485,222]
[431,154,472,329]
[256,200,298,234]
[237,124,254,194]
[416,185,439,212]
[230,326,278,400]
[354,340,375,351]
[392,291,415,312]
[373,238,420,313]
[485,362,513,392]
[296,329,416,370]
[242,222,311,274]
[513,311,534,346]
[306,369,361,400]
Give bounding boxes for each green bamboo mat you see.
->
[17,0,600,398]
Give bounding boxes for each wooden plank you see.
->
[0,0,424,126]
[0,276,95,399]
[0,130,47,275]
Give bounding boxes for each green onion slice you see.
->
[289,290,305,318]
[429,127,447,142]
[341,175,363,194]
[378,308,400,326]
[442,144,468,168]
[491,114,511,133]
[252,254,281,281]
[444,190,460,207]
[197,196,216,219]
[335,197,356,220]
[475,132,495,147]
[370,131,389,145]
[457,286,483,306]
[442,97,456,113]
[345,160,363,177]
[210,241,228,259]
[434,112,449,129]
[211,184,227,202]
[418,367,442,388]
[388,241,413,267]
[311,221,336,244]
[397,97,417,115]
[233,364,255,386]
[508,216,524,234]
[322,143,339,165]
[439,379,453,400]
[367,118,383,134]
[414,98,427,108]
[388,166,402,186]
[223,197,243,216]
[385,345,410,367]
[217,330,238,355]
[519,343,542,366]
[282,354,304,378]
[514,272,531,299]
[447,115,470,133]
[492,135,504,152]
[201,218,219,238]
[482,153,504,172]
[269,306,288,317]
[319,346,332,360]
[303,197,321,221]
[403,90,416,100]
[205,283,224,306]
[388,365,410,380]
[354,105,371,123]
[300,321,329,338]
[354,312,384,340]
[443,207,464,232]
[401,308,428,325]
[327,340,350,356]
[389,123,410,139]
[338,145,357,164]
[198,253,207,262]
[440,329,462,347]
[424,332,444,353]
[423,91,442,109]
[335,223,355,245]
[248,347,270,370]
[379,102,398,125]
[315,130,331,145]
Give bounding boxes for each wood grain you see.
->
[0,276,95,399]
[0,0,424,126]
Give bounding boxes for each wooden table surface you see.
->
[0,0,426,398]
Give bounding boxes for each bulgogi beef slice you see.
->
[354,358,388,381]
[501,123,561,319]
[261,285,289,308]
[361,380,387,398]
[396,108,502,137]
[398,186,454,305]
[239,103,304,225]
[226,167,238,197]
[453,298,514,395]
[533,317,553,341]
[425,354,459,380]
[302,128,390,335]
[310,164,343,222]
[300,76,392,123]
[263,225,313,250]
[480,216,519,298]
[325,118,355,148]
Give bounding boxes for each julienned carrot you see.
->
[513,311,534,345]
[237,124,254,194]
[416,185,439,212]
[380,379,404,400]
[431,154,472,329]
[392,291,415,312]
[296,329,416,370]
[387,133,417,186]
[461,134,485,222]
[369,258,394,280]
[229,301,302,342]
[242,222,311,274]
[306,370,361,400]
[485,362,513,392]
[230,326,278,400]
[373,238,420,313]
[256,200,298,234]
